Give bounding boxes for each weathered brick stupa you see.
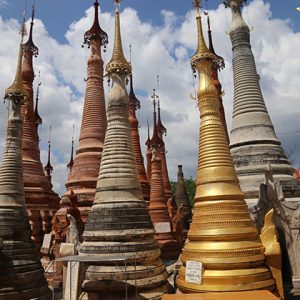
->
[78,1,171,298]
[226,0,300,203]
[64,0,108,223]
[175,165,192,230]
[149,98,180,260]
[21,6,59,250]
[207,14,229,144]
[0,22,51,299]
[129,73,150,203]
[156,98,174,203]
[176,2,282,295]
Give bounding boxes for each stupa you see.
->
[206,14,229,143]
[64,0,108,223]
[128,73,150,202]
[21,5,59,250]
[0,19,51,299]
[145,121,152,183]
[176,1,283,296]
[175,165,192,230]
[148,98,180,260]
[78,1,171,298]
[226,0,300,203]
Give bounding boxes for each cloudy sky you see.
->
[0,0,300,195]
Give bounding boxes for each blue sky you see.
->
[1,0,300,43]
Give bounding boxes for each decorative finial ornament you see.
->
[23,3,39,57]
[44,125,53,177]
[67,125,75,170]
[83,0,108,47]
[5,18,28,102]
[34,73,42,127]
[176,0,280,293]
[106,0,131,78]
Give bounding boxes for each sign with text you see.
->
[185,261,203,284]
[154,222,171,233]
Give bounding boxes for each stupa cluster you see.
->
[0,0,299,299]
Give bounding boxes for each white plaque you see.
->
[154,222,171,233]
[185,261,203,284]
[41,233,52,254]
[64,261,80,300]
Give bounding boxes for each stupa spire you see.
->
[78,1,171,297]
[128,64,150,203]
[206,13,229,143]
[64,0,108,223]
[44,126,53,184]
[176,1,282,295]
[225,0,300,200]
[0,19,51,298]
[67,126,74,171]
[106,0,131,78]
[145,118,152,182]
[21,5,59,250]
[34,76,42,138]
[156,75,167,138]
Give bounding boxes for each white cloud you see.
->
[0,0,300,197]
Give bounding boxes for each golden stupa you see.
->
[176,1,283,297]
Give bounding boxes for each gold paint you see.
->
[176,1,281,294]
[260,209,284,299]
[5,20,28,101]
[106,0,131,78]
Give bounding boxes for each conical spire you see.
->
[5,20,28,102]
[175,165,192,230]
[176,1,281,294]
[34,79,42,138]
[84,0,108,47]
[106,0,131,78]
[150,89,163,146]
[145,119,152,182]
[67,129,74,171]
[64,0,108,223]
[0,19,51,299]
[206,14,228,143]
[21,5,60,250]
[128,72,150,203]
[44,126,53,184]
[23,4,39,57]
[78,2,171,297]
[225,0,300,200]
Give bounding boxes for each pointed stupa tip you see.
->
[145,119,151,147]
[44,140,53,174]
[84,0,108,47]
[206,14,225,69]
[23,4,39,57]
[106,0,132,77]
[157,98,167,136]
[190,0,223,70]
[5,18,29,102]
[34,82,43,126]
[129,74,140,109]
[150,90,163,147]
[67,137,74,170]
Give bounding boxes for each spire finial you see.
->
[44,125,54,180]
[5,15,28,103]
[190,0,224,70]
[67,125,75,170]
[106,0,131,78]
[23,2,39,56]
[129,44,132,64]
[150,89,163,146]
[34,72,43,127]
[156,75,167,137]
[83,0,108,47]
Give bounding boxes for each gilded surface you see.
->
[176,1,281,295]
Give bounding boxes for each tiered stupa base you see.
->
[79,201,172,299]
[0,208,51,299]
